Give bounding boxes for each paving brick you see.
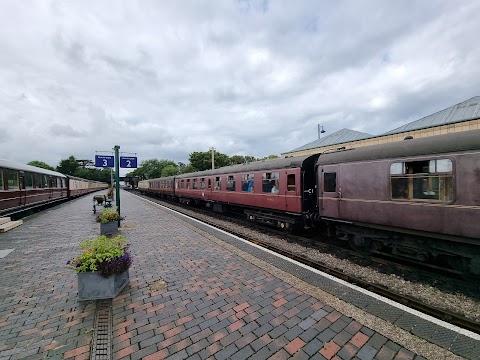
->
[395,347,416,360]
[375,345,397,360]
[336,341,359,360]
[285,337,306,355]
[356,344,378,360]
[267,336,290,353]
[251,334,273,352]
[332,330,354,346]
[269,324,288,339]
[186,338,209,356]
[350,332,369,348]
[215,343,239,360]
[319,341,341,360]
[230,344,254,360]
[318,328,337,343]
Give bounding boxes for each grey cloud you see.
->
[52,32,88,67]
[49,124,84,137]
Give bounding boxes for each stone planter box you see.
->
[100,221,118,236]
[77,270,129,301]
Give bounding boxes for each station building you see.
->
[282,96,480,157]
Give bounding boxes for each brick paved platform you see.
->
[0,190,478,359]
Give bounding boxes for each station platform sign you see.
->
[95,155,114,168]
[120,156,137,168]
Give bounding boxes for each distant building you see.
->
[282,96,480,157]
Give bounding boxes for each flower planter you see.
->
[77,270,129,301]
[100,221,118,236]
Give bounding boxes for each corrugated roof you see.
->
[383,96,480,135]
[288,128,373,153]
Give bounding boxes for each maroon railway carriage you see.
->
[142,176,176,198]
[171,154,320,230]
[316,130,480,275]
[0,159,68,216]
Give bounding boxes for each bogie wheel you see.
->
[348,235,372,254]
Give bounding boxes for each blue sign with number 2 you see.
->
[120,156,137,168]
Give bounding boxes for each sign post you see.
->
[114,145,121,226]
[95,148,137,227]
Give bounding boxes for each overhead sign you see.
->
[120,156,137,168]
[95,155,114,168]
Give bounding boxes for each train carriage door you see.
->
[19,172,26,206]
[285,169,298,212]
[318,165,340,218]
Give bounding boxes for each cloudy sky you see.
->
[1,0,479,175]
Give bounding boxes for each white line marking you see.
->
[0,249,15,258]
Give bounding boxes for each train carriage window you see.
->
[208,178,212,189]
[262,172,279,193]
[24,172,34,189]
[35,174,43,188]
[0,168,3,190]
[226,175,236,191]
[390,159,453,202]
[287,174,295,192]
[186,179,190,189]
[200,178,206,189]
[7,169,19,190]
[323,173,336,192]
[241,174,255,192]
[193,178,198,189]
[214,176,221,190]
[43,175,49,188]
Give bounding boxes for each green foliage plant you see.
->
[66,235,129,273]
[96,208,123,224]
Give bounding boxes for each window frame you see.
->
[226,175,236,192]
[262,172,279,193]
[389,158,454,203]
[323,172,337,193]
[7,169,19,191]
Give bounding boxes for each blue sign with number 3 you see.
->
[95,155,114,168]
[120,156,137,168]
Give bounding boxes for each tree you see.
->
[132,159,178,179]
[189,151,230,171]
[229,155,257,165]
[74,167,113,183]
[57,155,79,175]
[161,165,179,177]
[180,164,196,174]
[27,160,56,171]
[229,155,246,165]
[259,154,279,160]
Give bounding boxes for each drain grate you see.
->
[91,299,112,359]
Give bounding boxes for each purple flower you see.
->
[98,252,132,278]
[66,260,71,265]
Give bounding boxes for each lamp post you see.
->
[210,147,215,169]
[318,124,326,139]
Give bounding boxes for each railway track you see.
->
[131,190,480,335]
